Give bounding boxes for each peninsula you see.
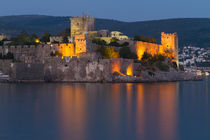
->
[0,15,201,82]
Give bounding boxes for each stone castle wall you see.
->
[0,45,59,63]
[0,58,134,82]
[133,32,179,66]
[134,41,162,60]
[44,58,133,82]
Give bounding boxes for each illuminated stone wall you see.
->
[59,43,75,58]
[43,58,134,82]
[134,32,179,66]
[75,34,87,54]
[110,58,134,76]
[57,35,87,58]
[135,41,161,60]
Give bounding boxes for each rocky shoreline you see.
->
[0,72,203,83]
[0,59,204,84]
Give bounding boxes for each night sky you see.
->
[0,0,209,21]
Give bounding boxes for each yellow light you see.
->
[126,64,133,76]
[35,39,40,43]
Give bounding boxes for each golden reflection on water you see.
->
[110,84,121,137]
[136,84,145,139]
[135,83,178,140]
[158,83,178,140]
[56,85,87,140]
[55,83,179,140]
[126,83,133,131]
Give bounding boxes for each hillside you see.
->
[1,15,210,48]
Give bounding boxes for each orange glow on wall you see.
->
[135,42,159,60]
[134,32,178,63]
[59,43,75,58]
[75,34,87,54]
[111,59,121,73]
[56,35,87,58]
[126,64,133,76]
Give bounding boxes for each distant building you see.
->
[0,34,9,41]
[70,14,95,37]
[50,36,63,43]
[110,31,128,40]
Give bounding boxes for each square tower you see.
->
[161,32,179,68]
[74,34,87,54]
[70,15,95,37]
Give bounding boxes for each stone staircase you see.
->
[0,70,10,82]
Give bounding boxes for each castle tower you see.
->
[70,14,95,37]
[161,32,179,69]
[74,34,87,54]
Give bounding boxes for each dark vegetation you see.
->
[57,28,70,43]
[141,52,166,62]
[119,46,137,59]
[133,36,156,43]
[97,46,119,58]
[141,52,170,72]
[8,31,40,45]
[1,16,210,48]
[92,37,129,47]
[92,38,107,46]
[40,32,50,43]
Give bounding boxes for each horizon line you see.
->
[0,14,210,23]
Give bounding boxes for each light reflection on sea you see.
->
[0,81,209,140]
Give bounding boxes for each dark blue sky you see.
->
[1,0,209,21]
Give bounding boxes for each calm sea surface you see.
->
[0,80,209,140]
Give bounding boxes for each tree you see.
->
[121,42,129,47]
[62,36,69,43]
[156,62,169,72]
[9,31,39,45]
[119,46,137,59]
[109,38,120,46]
[97,46,119,59]
[92,38,107,46]
[134,35,156,43]
[16,30,31,45]
[41,32,51,43]
[141,52,153,61]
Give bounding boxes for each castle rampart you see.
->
[0,58,134,82]
[133,32,179,66]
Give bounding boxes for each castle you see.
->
[0,15,179,67]
[0,15,181,82]
[56,15,96,58]
[134,32,179,67]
